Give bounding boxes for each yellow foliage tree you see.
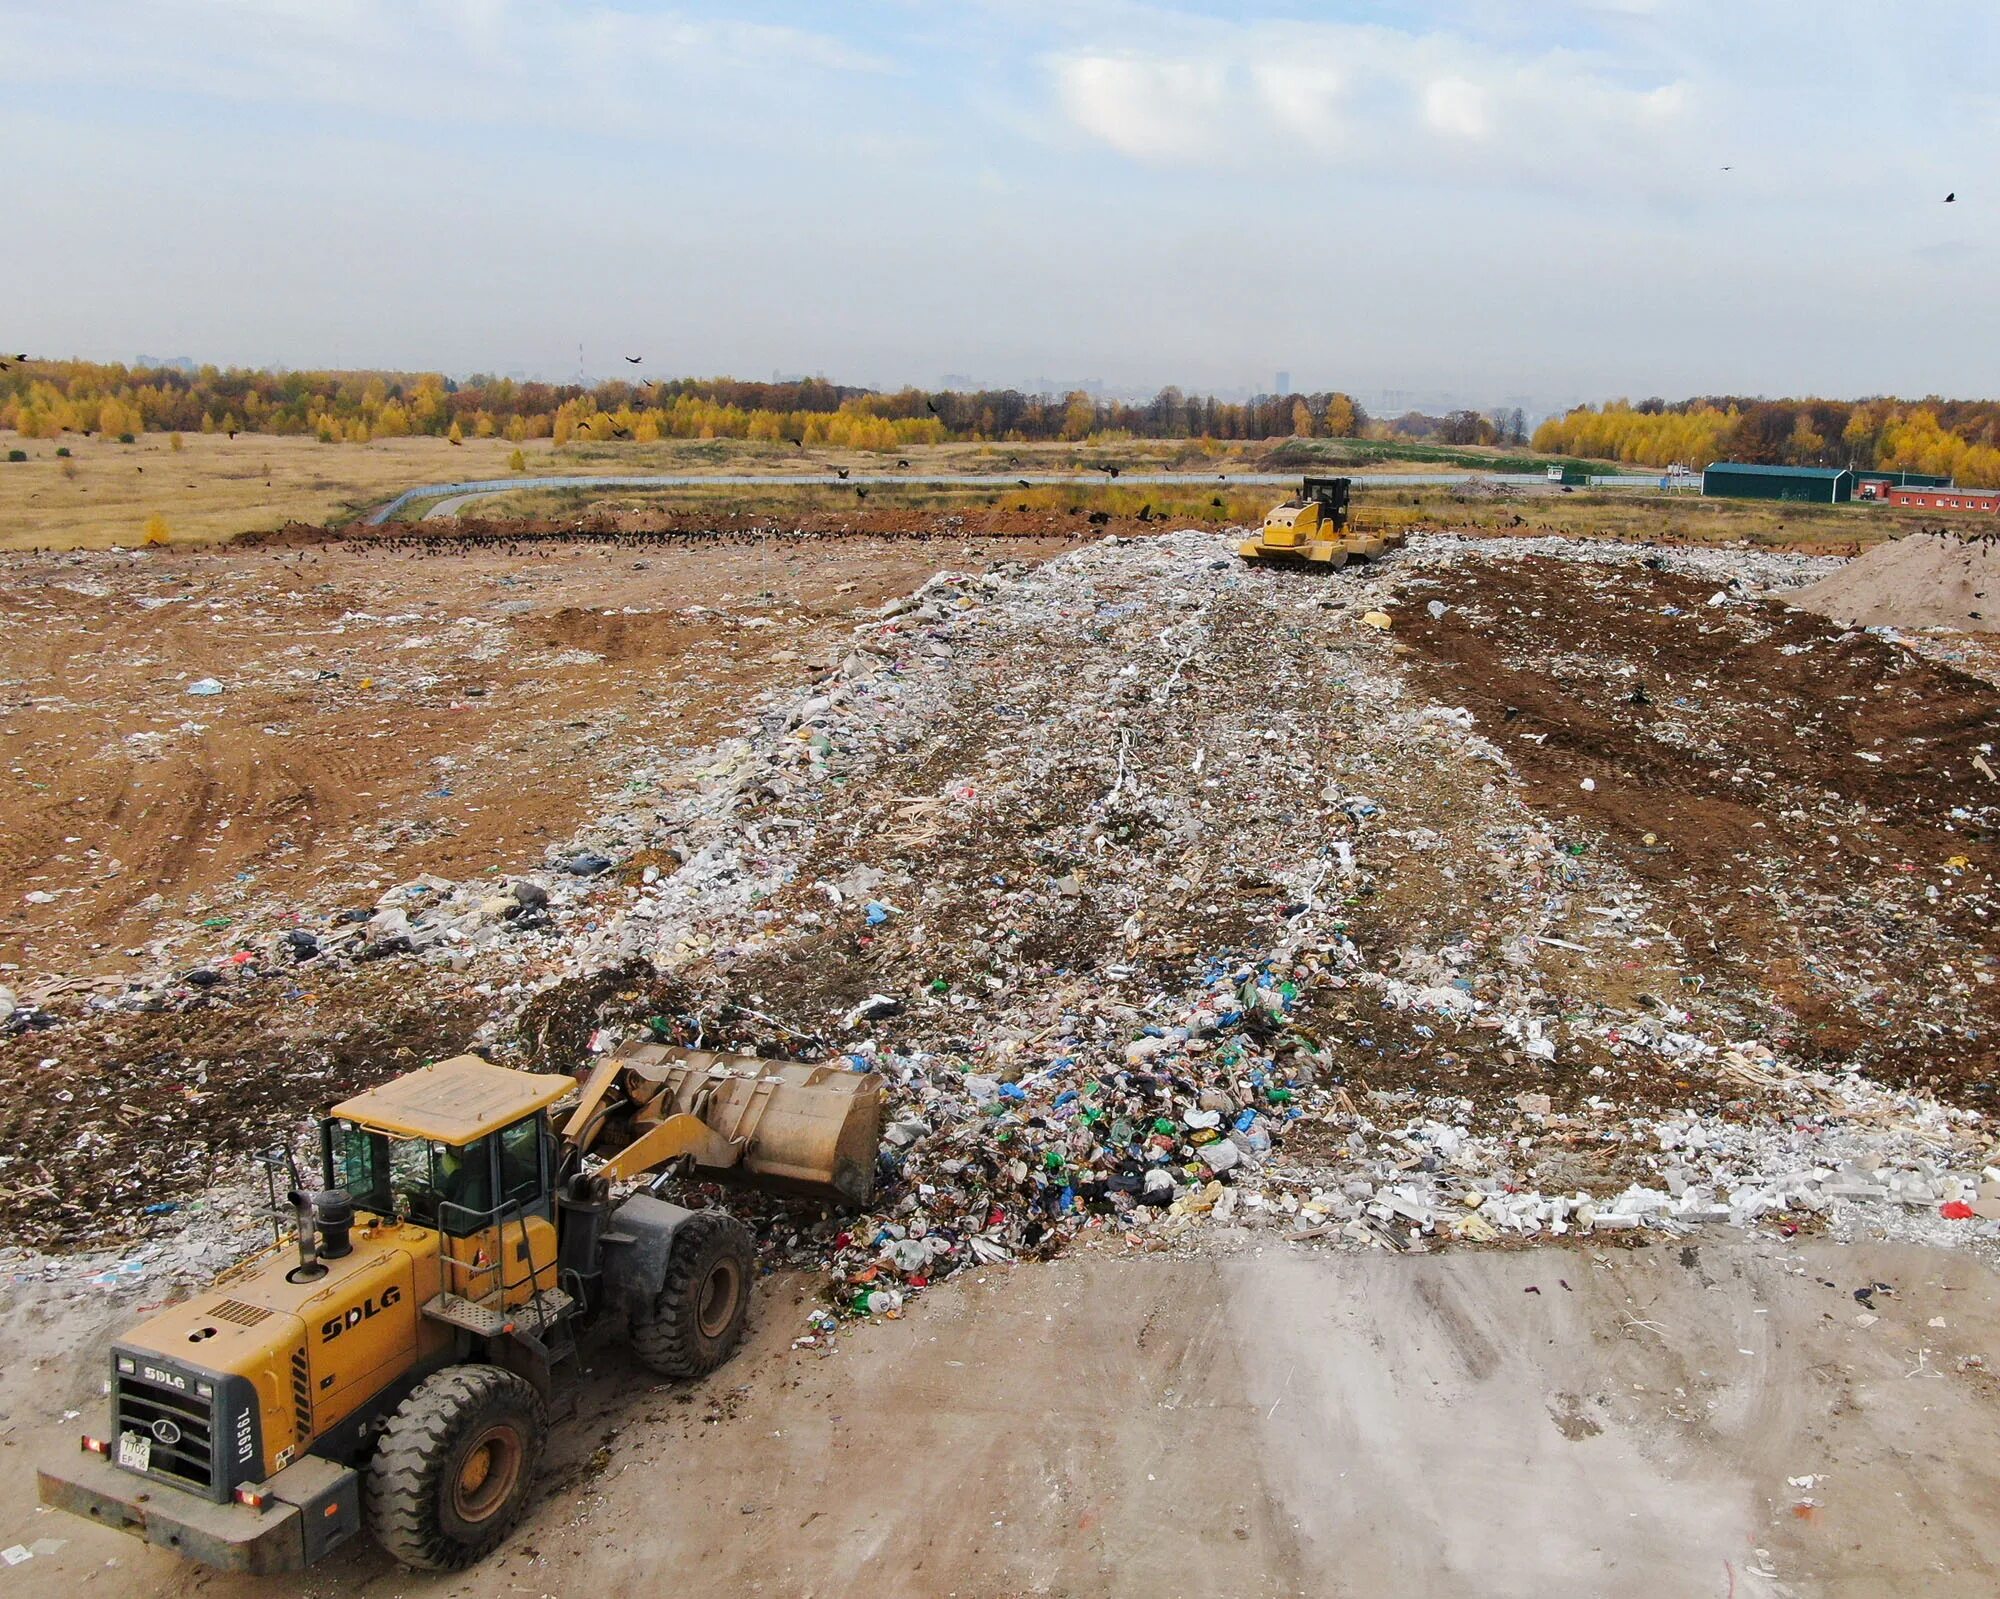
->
[1291,399,1314,438]
[1323,394,1358,438]
[508,448,526,472]
[1059,391,1096,443]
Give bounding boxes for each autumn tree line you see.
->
[1535,397,2000,488]
[0,362,1384,450]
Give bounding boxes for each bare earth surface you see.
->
[3,1240,1999,1599]
[0,522,1087,979]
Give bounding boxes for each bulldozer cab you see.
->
[1300,475,1351,530]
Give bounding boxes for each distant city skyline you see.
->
[9,1,1992,401]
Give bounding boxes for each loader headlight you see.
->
[115,1356,135,1375]
[195,1381,213,1399]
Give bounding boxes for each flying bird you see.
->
[925,398,941,417]
[1945,192,1956,203]
[1017,479,1030,489]
[897,458,910,468]
[448,434,463,446]
[611,426,631,439]
[835,467,850,479]
[576,421,591,432]
[856,485,868,500]
[624,355,643,363]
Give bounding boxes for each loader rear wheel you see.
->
[629,1209,754,1378]
[367,1364,546,1571]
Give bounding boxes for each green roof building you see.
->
[1702,462,1854,503]
[1854,468,1950,488]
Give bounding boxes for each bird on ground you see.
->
[624,355,643,363]
[1104,464,1121,478]
[1945,192,1956,203]
[228,429,238,439]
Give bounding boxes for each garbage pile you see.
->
[440,527,1991,1322]
[8,528,1996,1312]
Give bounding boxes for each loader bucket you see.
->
[598,1044,885,1205]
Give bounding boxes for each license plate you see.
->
[116,1432,152,1473]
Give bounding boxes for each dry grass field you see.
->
[0,429,1595,551]
[0,431,565,550]
[0,432,1278,550]
[0,426,1952,555]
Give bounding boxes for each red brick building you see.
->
[1888,486,2000,513]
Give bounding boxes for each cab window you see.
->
[497,1115,544,1209]
[325,1121,496,1238]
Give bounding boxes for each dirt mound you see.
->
[1792,529,2000,631]
[1397,554,2000,1097]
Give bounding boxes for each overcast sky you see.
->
[6,0,1996,404]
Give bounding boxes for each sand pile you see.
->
[1793,529,2000,631]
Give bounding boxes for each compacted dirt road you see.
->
[4,1239,1998,1599]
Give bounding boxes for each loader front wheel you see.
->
[367,1364,546,1570]
[629,1209,754,1378]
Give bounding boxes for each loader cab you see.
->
[322,1057,574,1307]
[325,1112,551,1238]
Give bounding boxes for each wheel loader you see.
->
[38,1044,883,1573]
[1237,475,1405,567]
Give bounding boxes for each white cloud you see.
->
[1054,55,1231,163]
[1046,20,1693,189]
[4,0,886,131]
[1422,77,1490,142]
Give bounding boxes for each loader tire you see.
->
[628,1209,754,1378]
[367,1364,547,1571]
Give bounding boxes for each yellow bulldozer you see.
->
[1237,475,1405,567]
[39,1044,883,1573]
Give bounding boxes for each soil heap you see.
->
[1792,529,2000,632]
